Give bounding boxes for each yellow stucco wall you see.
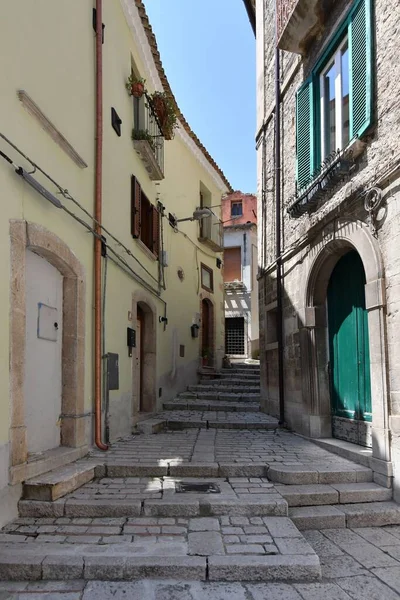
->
[0,0,227,524]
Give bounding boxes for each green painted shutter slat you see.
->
[349,0,373,138]
[296,78,314,190]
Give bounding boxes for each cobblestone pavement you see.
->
[89,429,371,470]
[1,526,400,597]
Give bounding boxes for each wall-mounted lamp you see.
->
[175,207,213,223]
[15,167,63,208]
[191,324,200,338]
[159,316,168,325]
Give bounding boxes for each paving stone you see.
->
[240,535,274,544]
[320,555,369,579]
[65,499,141,518]
[188,518,220,532]
[188,532,224,555]
[226,544,265,554]
[371,566,400,591]
[153,582,194,600]
[302,531,344,556]
[293,582,352,599]
[354,526,400,547]
[335,575,400,600]
[17,594,82,600]
[246,583,303,600]
[82,581,148,600]
[144,500,199,517]
[263,517,303,538]
[26,581,86,591]
[342,543,400,568]
[274,537,316,555]
[42,555,84,579]
[190,581,248,600]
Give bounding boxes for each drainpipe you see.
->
[275,22,285,426]
[94,0,108,450]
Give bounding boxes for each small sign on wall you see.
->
[37,303,58,342]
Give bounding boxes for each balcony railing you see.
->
[132,93,164,181]
[276,0,333,53]
[199,212,223,251]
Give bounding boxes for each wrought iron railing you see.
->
[287,148,355,218]
[276,0,298,41]
[133,93,164,172]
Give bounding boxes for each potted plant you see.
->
[132,129,155,151]
[149,91,178,140]
[126,74,146,98]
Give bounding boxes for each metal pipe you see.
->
[94,0,108,450]
[275,36,285,426]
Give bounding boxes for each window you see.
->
[231,201,243,217]
[296,0,373,189]
[225,317,245,355]
[131,175,160,258]
[223,247,242,282]
[201,263,214,292]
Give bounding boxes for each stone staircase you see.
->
[1,361,400,583]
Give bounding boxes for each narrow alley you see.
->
[1,364,400,597]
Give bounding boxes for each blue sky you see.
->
[144,0,256,192]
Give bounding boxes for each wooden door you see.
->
[327,251,372,446]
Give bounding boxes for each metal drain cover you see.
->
[175,482,221,494]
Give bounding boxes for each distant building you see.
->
[222,192,259,358]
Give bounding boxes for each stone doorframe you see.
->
[299,218,391,468]
[9,220,86,477]
[200,295,215,367]
[132,290,157,417]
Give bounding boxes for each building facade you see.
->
[222,192,259,358]
[251,0,400,498]
[0,0,230,526]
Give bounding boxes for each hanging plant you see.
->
[149,91,178,140]
[126,74,146,98]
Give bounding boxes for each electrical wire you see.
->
[0,132,159,286]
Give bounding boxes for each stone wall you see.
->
[257,0,400,497]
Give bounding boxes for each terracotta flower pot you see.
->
[131,82,145,98]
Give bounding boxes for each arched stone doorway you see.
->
[300,219,390,462]
[132,293,156,418]
[201,298,214,367]
[9,220,86,481]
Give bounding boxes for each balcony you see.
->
[199,212,223,252]
[132,93,164,181]
[276,0,334,54]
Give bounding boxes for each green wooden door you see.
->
[327,251,372,446]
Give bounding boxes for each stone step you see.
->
[189,384,260,393]
[180,392,260,402]
[219,373,259,380]
[199,379,260,387]
[23,463,96,502]
[290,501,400,530]
[276,482,392,507]
[163,400,260,413]
[221,369,260,375]
[0,516,320,582]
[163,410,277,431]
[267,463,373,485]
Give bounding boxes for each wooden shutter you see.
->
[296,78,314,190]
[349,0,373,139]
[223,247,242,282]
[152,204,160,258]
[131,175,141,238]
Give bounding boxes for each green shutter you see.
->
[349,0,373,138]
[296,78,314,190]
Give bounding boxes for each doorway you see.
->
[134,300,156,415]
[25,250,63,454]
[225,317,245,356]
[327,251,372,447]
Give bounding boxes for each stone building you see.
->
[246,0,400,498]
[222,192,259,358]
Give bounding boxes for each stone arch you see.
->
[300,218,390,462]
[132,290,157,417]
[9,220,86,480]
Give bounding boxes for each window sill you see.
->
[288,137,366,218]
[135,238,158,262]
